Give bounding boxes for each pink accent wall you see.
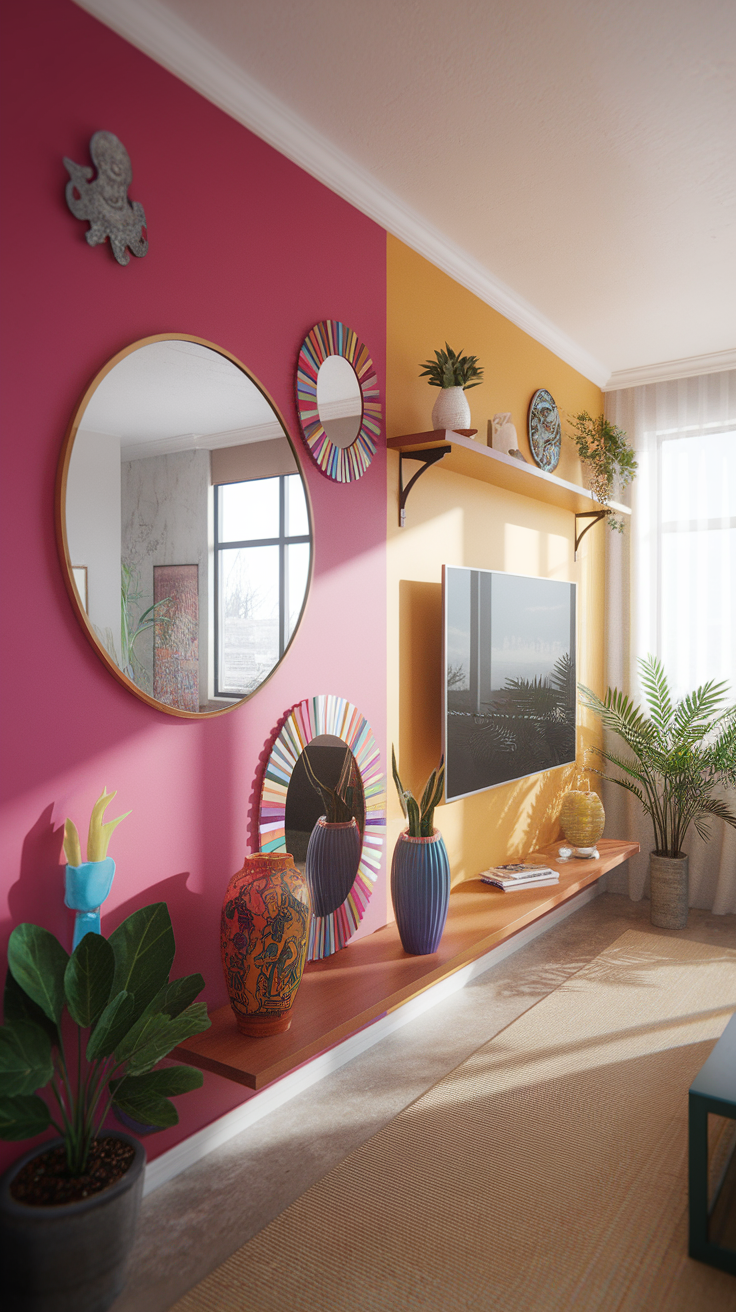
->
[0,1,387,1171]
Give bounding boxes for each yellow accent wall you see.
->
[386,235,605,906]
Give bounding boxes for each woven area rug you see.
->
[172,930,736,1312]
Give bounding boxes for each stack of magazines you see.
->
[480,861,560,892]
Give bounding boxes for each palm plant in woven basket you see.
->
[579,655,736,928]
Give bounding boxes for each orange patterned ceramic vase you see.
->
[221,852,311,1037]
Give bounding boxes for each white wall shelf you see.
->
[387,429,631,553]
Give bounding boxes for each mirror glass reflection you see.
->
[284,735,365,868]
[315,354,363,448]
[63,339,312,715]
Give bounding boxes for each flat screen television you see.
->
[442,566,577,802]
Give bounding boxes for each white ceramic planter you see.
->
[431,386,471,433]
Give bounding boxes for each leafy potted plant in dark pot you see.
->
[0,902,210,1312]
[579,655,736,929]
[391,749,450,954]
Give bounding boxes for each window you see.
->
[659,427,735,695]
[214,474,310,697]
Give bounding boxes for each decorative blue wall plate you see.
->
[528,389,561,472]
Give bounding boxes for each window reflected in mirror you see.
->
[60,337,313,717]
[215,474,310,697]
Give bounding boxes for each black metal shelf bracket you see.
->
[399,447,451,526]
[574,508,609,559]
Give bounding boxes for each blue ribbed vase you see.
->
[305,817,362,918]
[391,829,451,955]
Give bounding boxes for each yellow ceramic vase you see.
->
[559,780,605,848]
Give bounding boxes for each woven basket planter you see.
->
[649,853,689,929]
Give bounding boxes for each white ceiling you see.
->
[77,0,736,387]
[81,339,283,455]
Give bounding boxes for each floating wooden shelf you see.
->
[387,430,632,525]
[175,839,639,1090]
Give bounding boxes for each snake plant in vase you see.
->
[579,655,736,929]
[302,746,362,919]
[391,749,450,955]
[419,343,484,434]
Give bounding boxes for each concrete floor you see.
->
[112,892,736,1312]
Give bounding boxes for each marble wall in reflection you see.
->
[121,449,210,706]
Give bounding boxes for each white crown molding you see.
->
[73,0,610,388]
[120,421,284,461]
[603,347,736,392]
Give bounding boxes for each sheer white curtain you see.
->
[603,369,736,912]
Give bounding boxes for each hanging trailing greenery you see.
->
[566,411,637,531]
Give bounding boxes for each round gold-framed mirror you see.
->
[56,334,313,718]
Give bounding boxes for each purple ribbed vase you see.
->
[305,817,361,918]
[391,828,451,955]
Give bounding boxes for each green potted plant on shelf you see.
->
[419,343,484,435]
[566,411,637,530]
[579,655,736,929]
[301,746,363,918]
[391,749,450,955]
[0,901,211,1312]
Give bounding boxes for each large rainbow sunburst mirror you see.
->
[259,694,386,960]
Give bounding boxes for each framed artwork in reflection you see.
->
[153,564,199,713]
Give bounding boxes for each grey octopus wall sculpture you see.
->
[64,131,148,266]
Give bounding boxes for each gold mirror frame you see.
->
[55,333,314,719]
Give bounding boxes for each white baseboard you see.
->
[143,881,601,1196]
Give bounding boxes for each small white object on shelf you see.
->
[491,412,526,462]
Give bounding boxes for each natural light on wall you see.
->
[604,370,736,912]
[606,370,736,701]
[660,428,735,697]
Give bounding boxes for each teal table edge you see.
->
[689,1010,736,1275]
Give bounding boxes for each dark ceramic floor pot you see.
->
[305,817,362,917]
[391,828,451,955]
[650,852,689,929]
[0,1132,145,1312]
